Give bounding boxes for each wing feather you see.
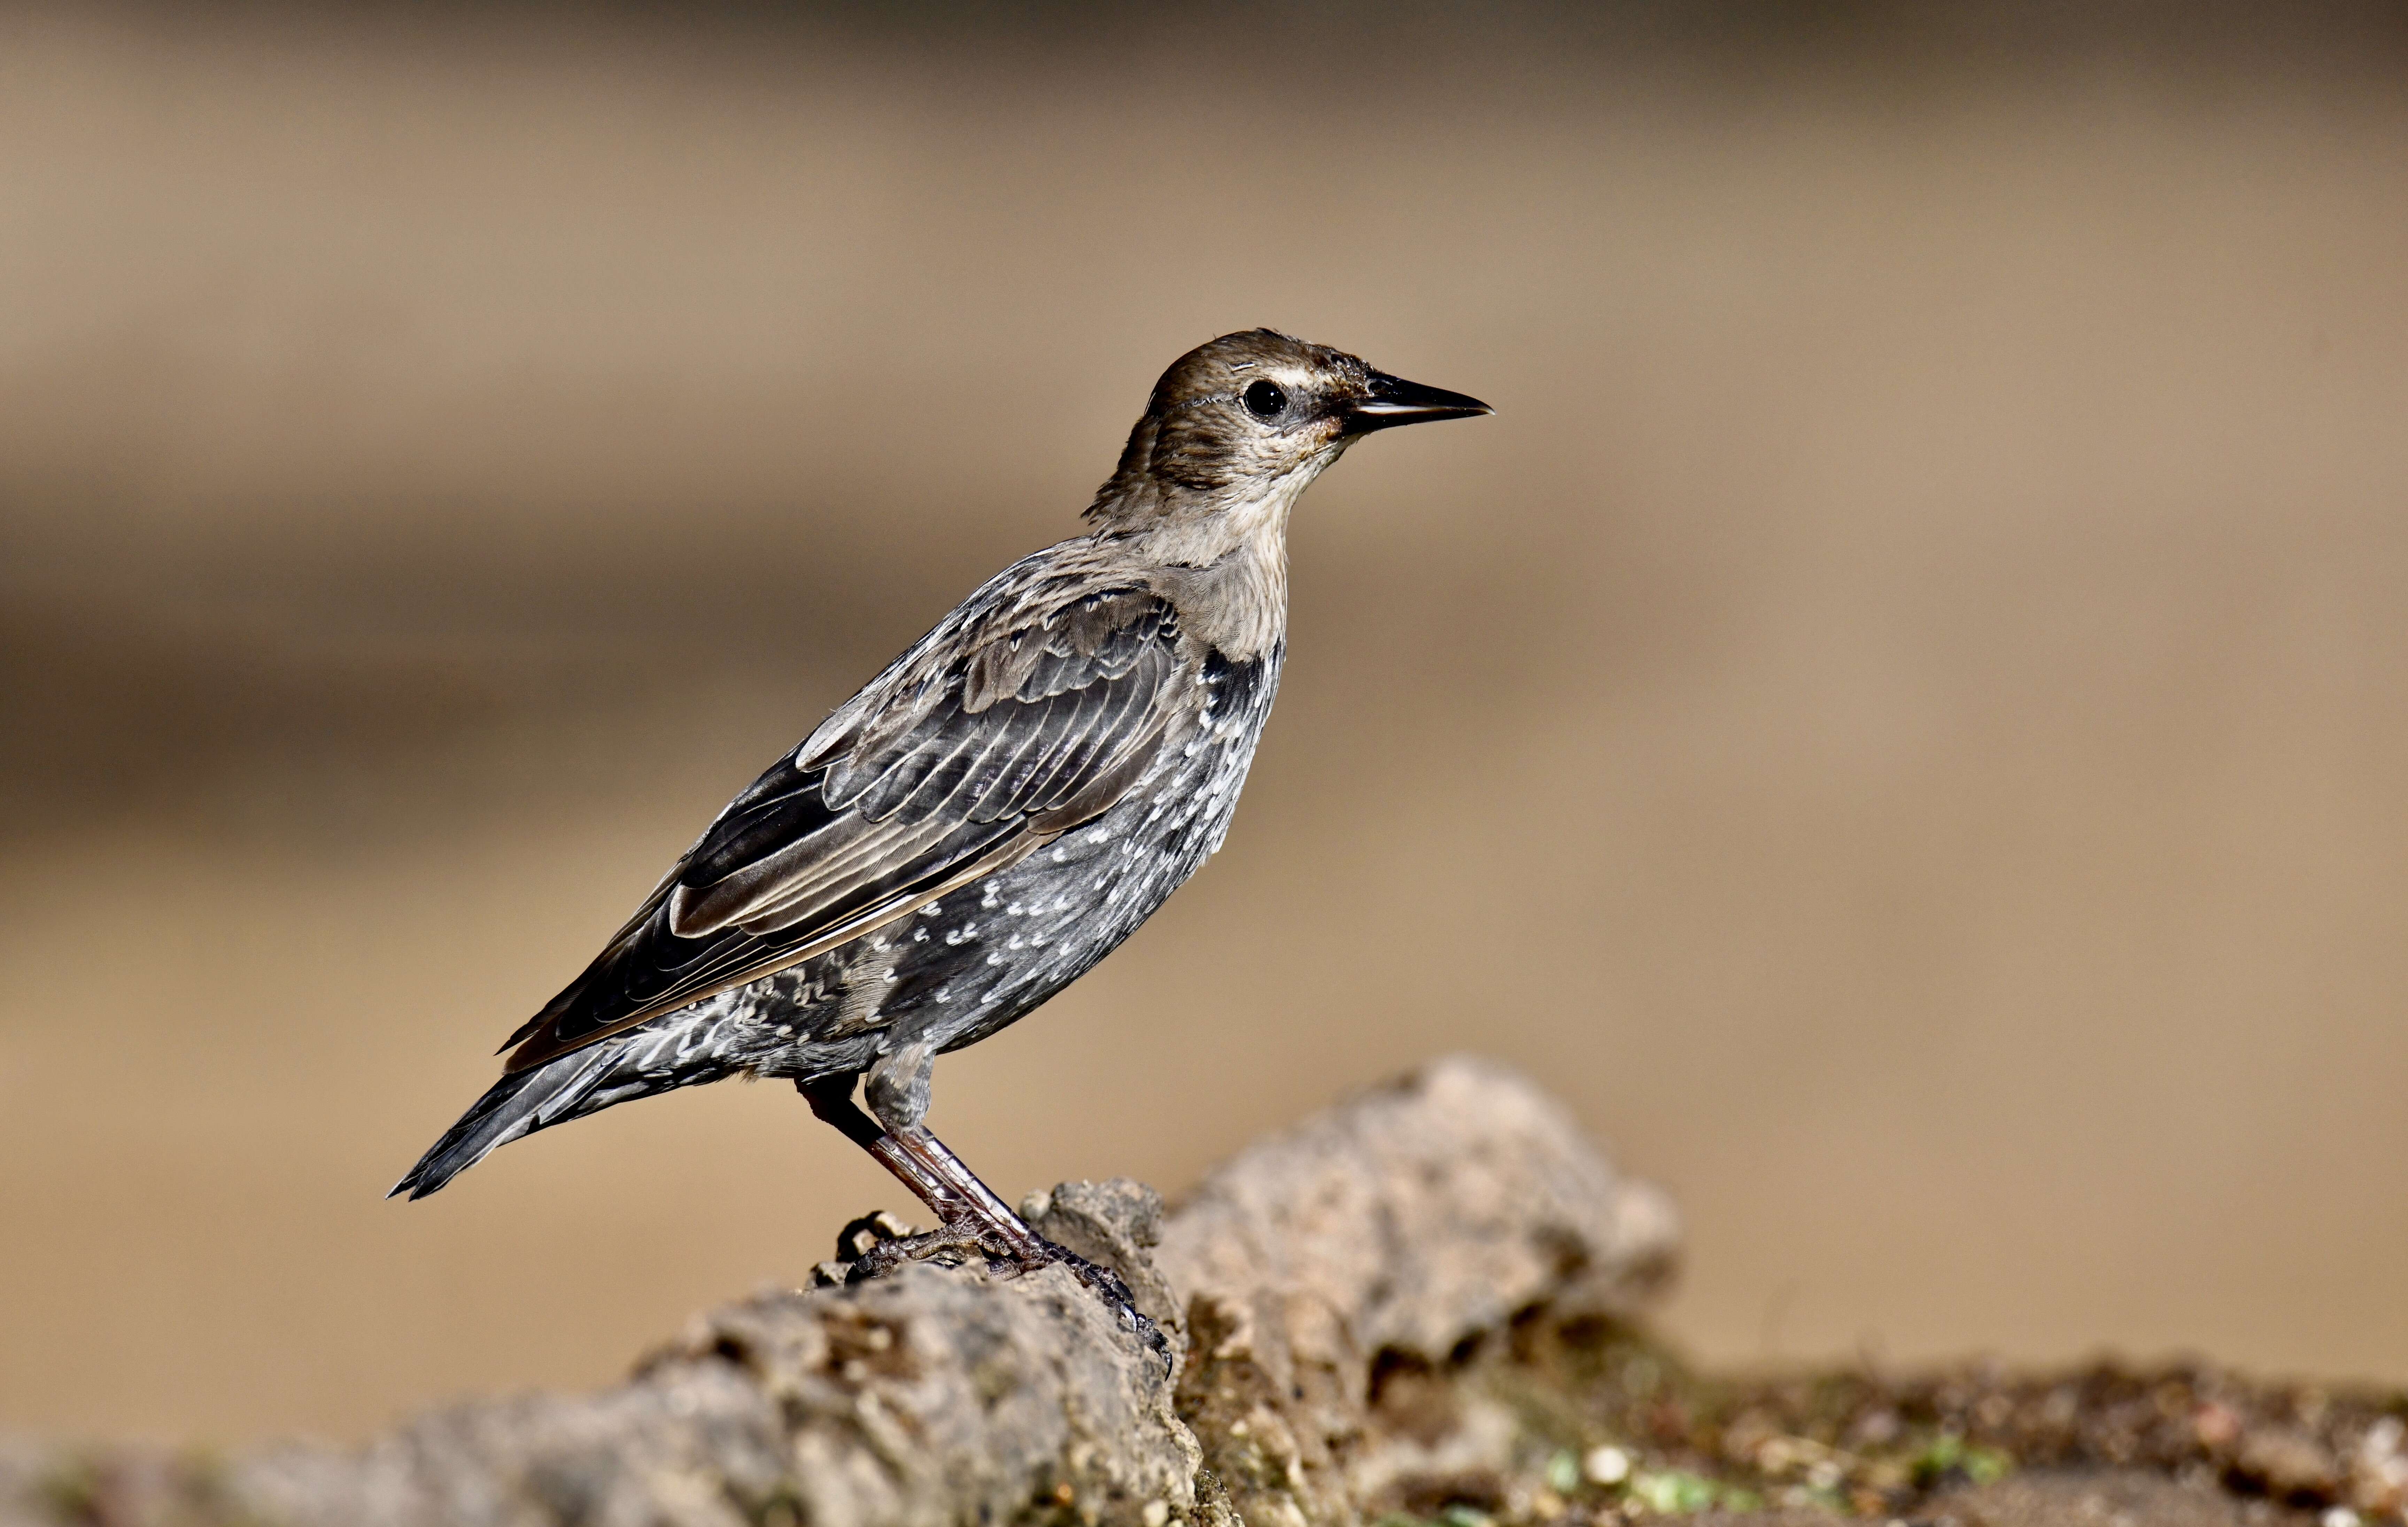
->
[500,581,1186,1072]
[1018,650,1155,809]
[970,691,1081,822]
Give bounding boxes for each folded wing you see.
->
[501,587,1183,1072]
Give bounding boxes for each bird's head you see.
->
[1085,329,1490,538]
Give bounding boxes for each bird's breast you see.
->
[846,642,1282,1034]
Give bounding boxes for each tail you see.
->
[389,1045,626,1200]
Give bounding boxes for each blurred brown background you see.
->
[2,0,2404,1445]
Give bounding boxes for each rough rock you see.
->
[17,1056,2387,1527]
[0,1056,1674,1527]
[21,1259,1203,1527]
[1156,1055,1679,1359]
[1022,1177,1185,1334]
[1157,1056,1679,1527]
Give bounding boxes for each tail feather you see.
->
[389,1046,620,1200]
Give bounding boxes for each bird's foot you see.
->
[820,1210,1171,1374]
[842,1222,1020,1280]
[1011,1238,1174,1376]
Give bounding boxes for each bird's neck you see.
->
[1158,528,1288,660]
[1109,488,1300,661]
[1087,444,1353,657]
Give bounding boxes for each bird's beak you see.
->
[1341,370,1494,434]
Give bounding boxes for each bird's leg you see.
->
[807,1057,1053,1269]
[845,1042,1170,1371]
[795,1074,976,1228]
[877,1115,1169,1370]
[822,1037,1039,1267]
[799,1070,1029,1279]
[875,1118,1048,1263]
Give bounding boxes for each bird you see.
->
[393,329,1489,1325]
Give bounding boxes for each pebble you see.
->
[1584,1444,1631,1485]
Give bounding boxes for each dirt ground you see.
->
[1347,1312,2408,1527]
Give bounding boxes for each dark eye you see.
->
[1241,379,1287,419]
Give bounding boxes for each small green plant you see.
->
[1909,1432,2011,1489]
[1544,1450,1582,1495]
[1626,1469,1732,1514]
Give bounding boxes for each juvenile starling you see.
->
[393,330,1488,1317]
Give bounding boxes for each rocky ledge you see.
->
[3,1057,2401,1527]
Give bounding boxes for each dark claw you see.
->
[833,1209,919,1263]
[842,1224,1013,1282]
[1009,1238,1174,1377]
